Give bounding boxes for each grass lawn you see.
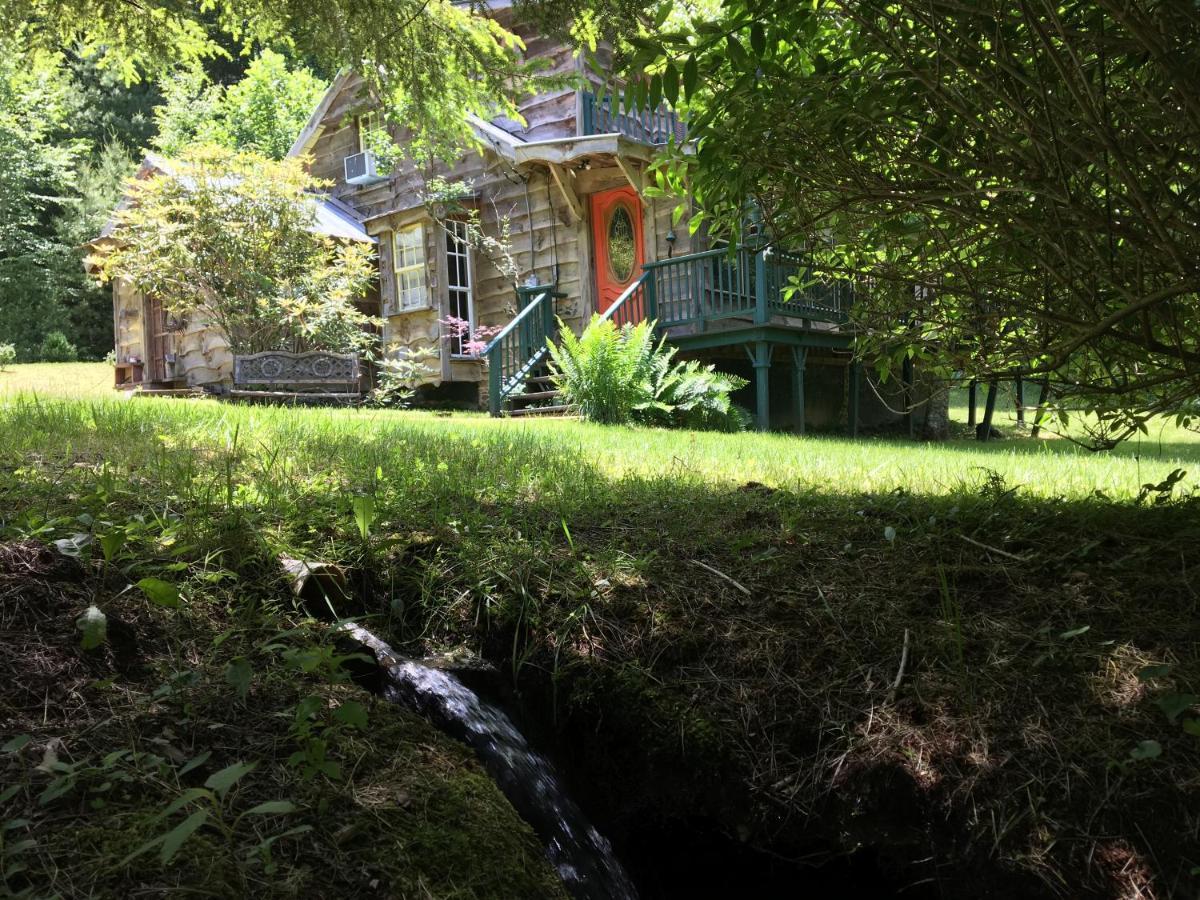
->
[2,365,1198,897]
[0,361,117,399]
[4,361,1197,501]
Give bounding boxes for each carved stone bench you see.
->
[231,351,363,403]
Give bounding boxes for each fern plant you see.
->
[547,315,748,430]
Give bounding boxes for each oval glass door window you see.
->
[607,205,636,283]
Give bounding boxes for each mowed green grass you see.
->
[2,361,1198,500]
[0,361,117,399]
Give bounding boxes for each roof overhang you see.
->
[288,69,358,159]
[512,133,656,167]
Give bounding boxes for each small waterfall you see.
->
[344,624,638,900]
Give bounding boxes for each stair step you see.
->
[509,390,559,403]
[508,404,571,417]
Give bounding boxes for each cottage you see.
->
[95,0,919,431]
[88,153,376,391]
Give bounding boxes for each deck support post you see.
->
[848,360,861,437]
[791,346,807,435]
[748,341,773,432]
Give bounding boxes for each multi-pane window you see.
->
[358,112,383,154]
[393,224,428,312]
[445,220,474,356]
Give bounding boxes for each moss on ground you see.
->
[0,540,565,899]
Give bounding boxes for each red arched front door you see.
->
[591,186,644,316]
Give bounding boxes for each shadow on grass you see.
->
[2,396,1198,897]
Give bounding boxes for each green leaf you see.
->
[177,751,212,778]
[224,657,253,701]
[1129,739,1162,761]
[1058,625,1090,639]
[351,495,376,541]
[137,577,180,608]
[333,700,368,731]
[750,22,766,57]
[204,761,256,799]
[76,605,108,650]
[1136,664,1172,682]
[159,809,209,864]
[2,735,33,753]
[99,529,126,562]
[154,788,212,821]
[241,800,298,816]
[1182,718,1200,737]
[662,62,679,106]
[1157,693,1198,723]
[726,35,750,70]
[682,55,698,98]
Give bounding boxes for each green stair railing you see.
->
[482,285,559,416]
[598,270,655,327]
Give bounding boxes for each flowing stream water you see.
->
[343,624,638,900]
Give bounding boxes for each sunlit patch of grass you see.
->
[0,361,115,399]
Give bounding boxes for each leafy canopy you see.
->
[98,146,377,355]
[8,0,540,161]
[154,51,326,160]
[620,0,1200,446]
[0,37,82,359]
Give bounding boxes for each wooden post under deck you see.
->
[848,361,861,437]
[791,346,807,435]
[750,341,772,432]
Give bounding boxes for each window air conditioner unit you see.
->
[344,151,383,185]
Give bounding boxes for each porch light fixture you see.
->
[666,228,677,258]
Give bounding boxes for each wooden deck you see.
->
[483,245,857,430]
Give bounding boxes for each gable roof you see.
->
[288,69,359,159]
[287,72,529,167]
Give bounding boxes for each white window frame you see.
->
[392,223,429,313]
[358,112,382,154]
[444,220,475,356]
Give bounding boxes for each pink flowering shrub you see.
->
[440,316,503,357]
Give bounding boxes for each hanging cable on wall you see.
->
[544,178,560,285]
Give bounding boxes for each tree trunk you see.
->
[967,379,978,427]
[922,380,951,441]
[976,379,999,440]
[1030,378,1052,438]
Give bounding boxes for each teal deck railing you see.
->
[636,245,852,329]
[481,285,559,416]
[580,90,685,145]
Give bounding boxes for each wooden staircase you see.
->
[505,372,569,417]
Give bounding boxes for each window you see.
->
[358,112,383,154]
[606,204,636,283]
[392,224,428,312]
[444,220,474,356]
